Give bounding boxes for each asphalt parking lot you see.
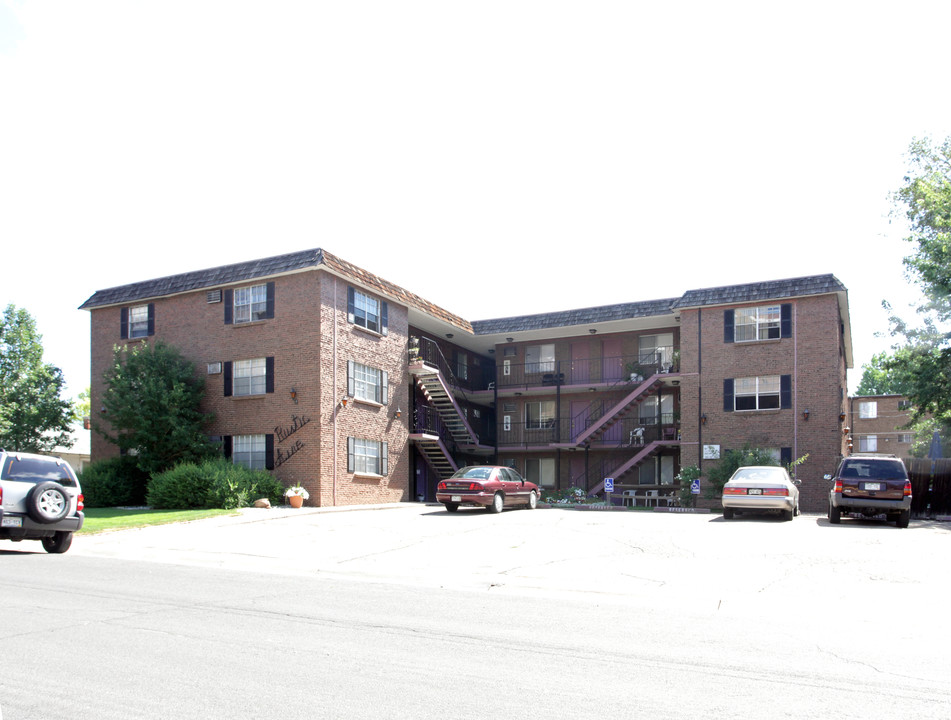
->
[71,503,951,616]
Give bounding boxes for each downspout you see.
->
[697,309,703,472]
[793,302,799,466]
[333,276,338,506]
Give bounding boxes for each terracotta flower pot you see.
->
[288,494,304,508]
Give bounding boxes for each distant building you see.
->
[48,419,92,475]
[847,394,915,457]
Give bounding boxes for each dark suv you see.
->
[827,454,911,528]
[0,450,84,553]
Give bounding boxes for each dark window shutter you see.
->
[266,281,276,319]
[382,441,388,476]
[781,303,792,338]
[347,287,355,324]
[780,375,792,409]
[266,357,275,394]
[224,289,234,325]
[381,371,388,405]
[723,378,734,412]
[222,436,233,459]
[223,361,233,397]
[147,303,155,336]
[347,360,355,397]
[120,307,129,339]
[381,301,388,336]
[780,447,792,466]
[347,437,355,472]
[724,310,734,344]
[265,434,274,470]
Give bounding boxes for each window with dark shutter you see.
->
[724,310,734,344]
[780,303,792,338]
[780,374,792,409]
[723,378,734,412]
[223,362,233,397]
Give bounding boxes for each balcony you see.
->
[497,414,679,449]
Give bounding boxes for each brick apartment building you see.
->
[80,248,852,512]
[847,394,915,457]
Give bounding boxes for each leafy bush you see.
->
[675,464,701,508]
[79,456,149,507]
[543,487,591,505]
[147,458,286,510]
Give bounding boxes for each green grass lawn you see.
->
[79,508,239,535]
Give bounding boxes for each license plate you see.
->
[1,516,23,528]
[864,482,881,491]
[747,488,763,495]
[451,495,462,502]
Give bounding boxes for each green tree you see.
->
[0,305,74,452]
[704,446,779,499]
[855,350,915,397]
[74,386,91,420]
[98,341,217,475]
[885,136,951,421]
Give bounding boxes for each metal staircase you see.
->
[571,375,665,446]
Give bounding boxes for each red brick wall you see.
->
[679,294,848,511]
[88,269,409,507]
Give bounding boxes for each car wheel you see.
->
[27,482,71,524]
[487,493,504,514]
[444,503,459,513]
[722,507,734,520]
[794,503,801,517]
[829,504,841,524]
[782,508,794,522]
[526,491,537,510]
[41,531,73,554]
[897,509,910,529]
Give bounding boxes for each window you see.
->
[121,303,154,339]
[225,282,274,325]
[638,333,674,367]
[526,344,555,374]
[859,401,878,419]
[348,437,388,476]
[455,351,468,381]
[734,375,781,410]
[735,305,781,342]
[233,358,268,396]
[348,361,388,404]
[224,358,274,397]
[235,285,268,323]
[724,304,791,343]
[347,287,388,335]
[524,458,556,488]
[232,434,267,470]
[639,394,674,424]
[525,401,556,430]
[638,456,675,485]
[899,433,914,443]
[859,435,878,452]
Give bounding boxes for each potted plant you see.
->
[284,484,310,508]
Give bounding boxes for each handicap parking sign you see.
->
[691,478,701,495]
[604,477,615,493]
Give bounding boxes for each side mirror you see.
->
[823,474,833,481]
[792,479,802,486]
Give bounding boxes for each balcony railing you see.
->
[497,414,678,448]
[496,348,678,390]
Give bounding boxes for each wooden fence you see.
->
[904,457,951,516]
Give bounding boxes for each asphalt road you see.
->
[3,505,950,719]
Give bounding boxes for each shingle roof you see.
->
[472,298,679,335]
[671,274,847,309]
[79,248,473,332]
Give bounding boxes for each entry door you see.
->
[602,337,623,382]
[571,400,591,442]
[571,342,590,384]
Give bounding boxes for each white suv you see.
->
[0,450,84,553]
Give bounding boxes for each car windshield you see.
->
[731,467,786,483]
[451,467,493,480]
[1,457,77,486]
[840,460,907,480]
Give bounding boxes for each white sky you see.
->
[2,0,950,400]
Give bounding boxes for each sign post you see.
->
[604,477,614,506]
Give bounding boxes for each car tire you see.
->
[722,507,734,520]
[444,503,459,513]
[26,482,71,524]
[41,531,73,554]
[487,493,504,514]
[897,509,910,529]
[526,491,537,510]
[782,508,794,522]
[829,504,841,524]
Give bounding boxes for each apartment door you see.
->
[571,400,591,441]
[570,342,590,384]
[602,337,623,382]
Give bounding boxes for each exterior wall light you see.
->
[700,413,707,425]
[290,388,298,404]
[395,407,402,419]
[340,396,349,409]
[802,409,810,421]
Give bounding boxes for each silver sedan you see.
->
[721,465,801,521]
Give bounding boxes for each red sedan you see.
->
[436,466,540,513]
